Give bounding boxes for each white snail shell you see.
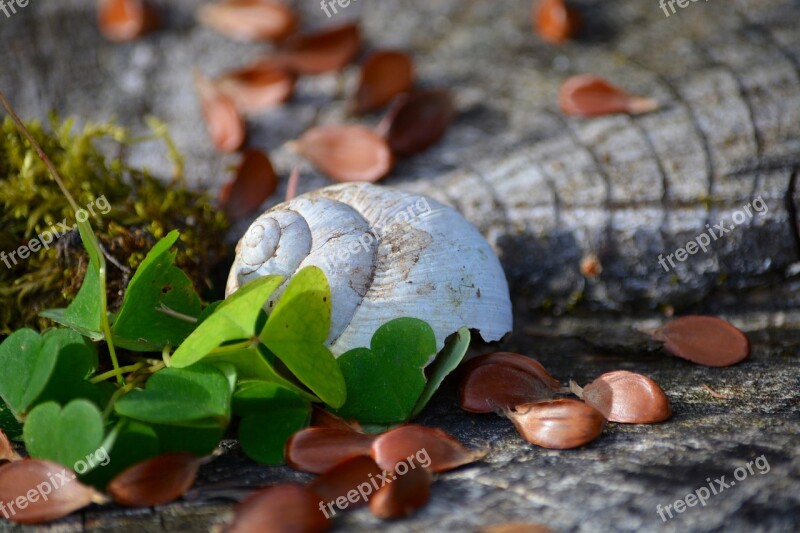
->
[226,183,512,357]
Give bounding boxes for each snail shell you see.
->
[226,183,512,356]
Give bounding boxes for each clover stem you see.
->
[90,362,148,384]
[103,375,149,419]
[162,345,172,367]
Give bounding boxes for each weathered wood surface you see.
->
[1,0,799,532]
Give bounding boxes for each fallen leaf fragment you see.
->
[559,74,658,117]
[197,0,297,41]
[533,0,580,43]
[0,460,105,524]
[308,456,383,511]
[460,363,557,413]
[285,427,376,474]
[219,148,278,218]
[353,50,414,114]
[227,484,330,533]
[650,315,750,367]
[369,465,431,520]
[98,0,159,42]
[295,124,394,183]
[215,62,296,113]
[276,23,361,74]
[195,71,246,153]
[107,452,202,507]
[378,89,455,157]
[506,399,605,449]
[371,425,485,473]
[574,371,671,423]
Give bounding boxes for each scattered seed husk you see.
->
[533,0,580,43]
[227,484,330,533]
[310,406,364,433]
[0,429,20,463]
[219,148,278,218]
[197,0,297,42]
[371,425,485,473]
[195,72,246,153]
[107,452,202,507]
[559,74,658,117]
[574,371,671,424]
[215,62,296,113]
[308,456,383,511]
[0,460,106,524]
[580,254,602,277]
[295,124,394,183]
[378,89,455,157]
[285,427,376,474]
[650,315,750,367]
[462,352,561,391]
[459,363,557,414]
[275,23,361,74]
[352,50,414,114]
[97,0,159,42]
[506,399,605,449]
[481,524,553,533]
[369,465,431,520]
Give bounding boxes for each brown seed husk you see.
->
[228,484,330,533]
[310,406,364,433]
[275,23,361,74]
[195,72,246,153]
[559,74,658,117]
[285,427,376,474]
[107,452,201,507]
[308,456,383,511]
[462,352,561,391]
[197,0,297,42]
[219,148,278,218]
[371,425,485,473]
[507,399,605,449]
[651,315,751,367]
[98,0,159,42]
[459,363,557,414]
[379,89,455,157]
[215,62,296,113]
[296,124,394,183]
[369,464,431,520]
[481,524,554,533]
[580,371,671,424]
[0,460,105,524]
[533,0,581,43]
[353,50,414,114]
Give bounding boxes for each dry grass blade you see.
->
[107,452,202,507]
[195,71,246,153]
[0,460,106,524]
[295,124,394,183]
[559,74,658,117]
[98,0,159,42]
[371,425,485,473]
[215,61,296,113]
[276,23,361,74]
[285,427,376,474]
[227,484,330,533]
[219,148,278,218]
[197,0,297,42]
[353,50,414,114]
[379,89,455,157]
[368,465,431,520]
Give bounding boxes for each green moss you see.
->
[0,116,228,334]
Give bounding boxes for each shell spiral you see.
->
[226,183,513,357]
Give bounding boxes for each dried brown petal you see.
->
[577,371,671,424]
[310,406,364,433]
[107,452,201,507]
[460,363,557,414]
[368,465,431,520]
[285,427,376,474]
[219,148,278,219]
[276,23,361,74]
[98,0,159,42]
[352,50,414,114]
[0,429,20,463]
[462,352,561,390]
[481,524,553,533]
[506,399,605,449]
[378,89,455,157]
[533,0,580,44]
[0,460,105,524]
[295,124,394,183]
[371,425,485,473]
[650,315,750,367]
[308,456,383,511]
[228,484,330,533]
[195,71,246,153]
[215,62,296,113]
[559,74,658,117]
[197,0,297,42]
